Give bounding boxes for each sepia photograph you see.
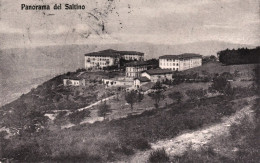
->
[0,0,259,162]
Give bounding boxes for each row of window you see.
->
[87,58,110,61]
[160,59,178,62]
[88,62,109,65]
[126,73,139,77]
[164,68,178,71]
[126,67,146,72]
[160,63,179,66]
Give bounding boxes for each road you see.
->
[125,97,256,163]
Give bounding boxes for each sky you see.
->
[0,0,259,49]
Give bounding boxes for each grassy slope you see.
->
[2,92,255,162]
[184,62,257,79]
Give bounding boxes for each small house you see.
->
[63,77,85,86]
[134,76,150,88]
[141,69,173,82]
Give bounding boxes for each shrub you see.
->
[115,145,134,156]
[52,153,101,162]
[168,91,183,104]
[229,114,255,140]
[131,138,151,151]
[97,101,112,119]
[148,148,170,163]
[68,110,91,124]
[186,89,207,102]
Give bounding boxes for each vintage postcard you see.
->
[0,0,259,162]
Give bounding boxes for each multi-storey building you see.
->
[125,61,148,78]
[159,53,202,71]
[84,49,144,69]
[85,49,120,69]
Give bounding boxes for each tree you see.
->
[186,89,207,102]
[209,76,234,96]
[97,101,111,119]
[125,90,138,111]
[152,81,165,90]
[168,91,183,104]
[148,91,165,109]
[138,91,144,102]
[149,82,166,109]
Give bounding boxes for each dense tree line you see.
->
[217,47,260,65]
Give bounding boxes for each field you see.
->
[183,62,256,80]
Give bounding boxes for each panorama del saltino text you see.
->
[21,4,86,10]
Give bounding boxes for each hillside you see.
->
[0,61,259,162]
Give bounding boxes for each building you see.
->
[141,69,173,82]
[125,61,148,78]
[102,77,133,87]
[85,49,120,70]
[119,51,144,61]
[63,77,85,86]
[84,49,144,70]
[133,76,150,88]
[159,53,202,71]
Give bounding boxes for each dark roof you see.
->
[159,53,202,60]
[126,61,149,67]
[84,49,120,57]
[134,76,150,82]
[118,51,144,56]
[143,69,173,75]
[84,49,144,57]
[64,77,82,80]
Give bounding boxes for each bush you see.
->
[52,153,101,162]
[115,145,134,156]
[68,110,91,124]
[148,148,170,163]
[130,138,151,151]
[229,114,255,140]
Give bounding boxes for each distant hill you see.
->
[0,41,255,106]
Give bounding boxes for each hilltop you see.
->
[1,41,255,106]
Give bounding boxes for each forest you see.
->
[217,47,260,65]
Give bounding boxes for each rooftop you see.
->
[118,51,144,56]
[84,49,120,57]
[144,69,173,75]
[85,49,144,57]
[64,76,82,80]
[126,61,149,67]
[159,53,202,60]
[134,76,150,82]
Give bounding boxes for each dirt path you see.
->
[78,95,116,111]
[125,98,255,163]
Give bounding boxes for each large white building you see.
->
[85,49,120,70]
[84,49,144,70]
[159,53,202,71]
